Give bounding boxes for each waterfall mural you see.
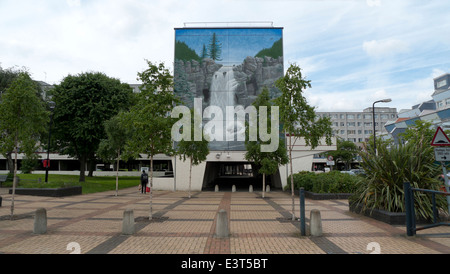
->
[174,27,284,150]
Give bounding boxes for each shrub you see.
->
[286,170,360,193]
[350,139,447,220]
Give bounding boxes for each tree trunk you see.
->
[189,157,192,199]
[6,151,14,174]
[289,133,295,220]
[262,172,266,198]
[149,154,154,220]
[115,149,120,197]
[87,157,95,177]
[10,133,18,219]
[79,156,86,182]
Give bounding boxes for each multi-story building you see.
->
[317,107,398,144]
[385,73,450,144]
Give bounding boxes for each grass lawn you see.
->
[3,173,140,194]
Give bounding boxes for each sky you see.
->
[1,0,449,112]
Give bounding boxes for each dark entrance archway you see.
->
[201,161,283,191]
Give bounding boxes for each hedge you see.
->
[285,170,361,194]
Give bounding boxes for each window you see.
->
[364,122,372,127]
[340,114,345,119]
[347,122,356,127]
[380,114,389,119]
[340,130,345,134]
[364,114,372,119]
[348,130,356,134]
[347,114,355,119]
[340,122,345,126]
[437,79,447,88]
[364,130,373,134]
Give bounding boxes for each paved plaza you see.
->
[0,186,449,255]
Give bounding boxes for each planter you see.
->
[9,186,82,197]
[293,189,353,200]
[349,201,406,225]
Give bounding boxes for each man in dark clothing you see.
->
[141,170,149,194]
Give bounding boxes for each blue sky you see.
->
[0,0,449,112]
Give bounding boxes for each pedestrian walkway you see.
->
[0,187,448,254]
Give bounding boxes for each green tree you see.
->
[208,33,222,61]
[1,66,28,174]
[177,108,209,198]
[245,88,288,198]
[275,63,333,220]
[0,72,49,218]
[51,72,133,182]
[96,114,131,196]
[201,44,208,59]
[328,138,358,170]
[121,60,178,220]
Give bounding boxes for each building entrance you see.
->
[201,161,282,191]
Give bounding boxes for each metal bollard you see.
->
[299,188,306,236]
[404,182,415,236]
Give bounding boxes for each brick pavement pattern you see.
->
[0,187,448,254]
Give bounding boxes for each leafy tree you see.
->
[96,114,131,196]
[120,60,178,220]
[0,66,29,173]
[245,87,288,198]
[275,63,333,220]
[0,72,49,218]
[208,33,222,61]
[328,138,358,170]
[177,108,209,198]
[51,72,133,182]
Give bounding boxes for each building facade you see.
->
[317,107,398,144]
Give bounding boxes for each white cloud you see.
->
[366,0,381,7]
[66,0,81,7]
[363,39,409,58]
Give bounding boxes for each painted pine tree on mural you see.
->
[208,33,222,61]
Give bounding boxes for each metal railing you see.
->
[403,182,450,236]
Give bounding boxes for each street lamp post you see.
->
[45,101,56,183]
[372,98,392,155]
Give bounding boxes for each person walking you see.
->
[141,170,149,194]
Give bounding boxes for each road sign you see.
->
[431,126,450,146]
[434,147,450,162]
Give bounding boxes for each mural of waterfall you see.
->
[174,27,284,151]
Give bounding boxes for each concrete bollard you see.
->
[34,208,47,234]
[249,185,253,193]
[215,209,229,238]
[215,185,219,192]
[122,209,135,235]
[232,185,236,192]
[310,209,323,236]
[266,185,270,193]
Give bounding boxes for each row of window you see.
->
[319,113,396,120]
[332,122,385,127]
[334,129,373,135]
